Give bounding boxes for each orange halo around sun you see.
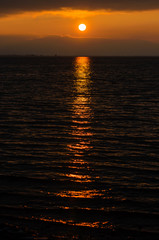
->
[78,24,86,31]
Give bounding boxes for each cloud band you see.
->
[0,0,159,15]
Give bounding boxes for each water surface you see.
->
[0,56,159,239]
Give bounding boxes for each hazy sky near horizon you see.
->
[0,0,159,55]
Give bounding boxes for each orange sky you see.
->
[0,9,159,42]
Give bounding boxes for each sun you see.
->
[78,24,86,32]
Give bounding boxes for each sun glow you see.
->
[78,24,86,31]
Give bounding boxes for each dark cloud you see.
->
[0,35,159,56]
[0,0,159,15]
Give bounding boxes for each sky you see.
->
[0,0,159,55]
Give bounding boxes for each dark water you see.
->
[0,56,159,239]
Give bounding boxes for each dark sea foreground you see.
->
[0,56,159,240]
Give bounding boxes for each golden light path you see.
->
[66,57,93,173]
[38,57,114,231]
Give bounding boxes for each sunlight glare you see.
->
[78,24,86,31]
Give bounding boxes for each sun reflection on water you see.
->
[55,189,110,199]
[31,216,114,230]
[38,57,114,232]
[52,57,114,231]
[67,57,93,163]
[62,57,95,195]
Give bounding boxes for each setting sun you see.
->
[78,24,86,31]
